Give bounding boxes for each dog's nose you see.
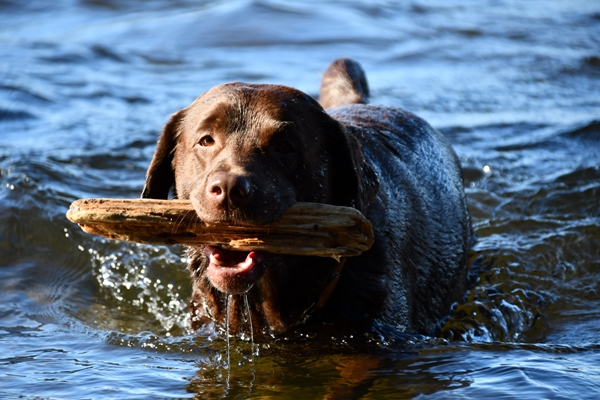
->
[207,172,253,208]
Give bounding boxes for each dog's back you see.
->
[320,59,470,334]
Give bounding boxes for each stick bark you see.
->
[66,198,374,258]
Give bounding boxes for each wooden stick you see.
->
[66,199,374,258]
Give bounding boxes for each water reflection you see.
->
[2,0,600,398]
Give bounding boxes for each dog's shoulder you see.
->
[326,104,461,179]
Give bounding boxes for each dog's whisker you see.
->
[170,209,189,235]
[193,213,201,232]
[181,209,196,231]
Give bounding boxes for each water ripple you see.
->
[1,0,600,397]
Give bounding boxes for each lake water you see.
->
[1,0,599,398]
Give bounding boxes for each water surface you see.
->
[1,0,599,398]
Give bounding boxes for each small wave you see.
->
[561,119,600,140]
[0,79,52,103]
[0,108,35,121]
[440,283,548,343]
[1,153,190,337]
[68,0,396,53]
[0,73,53,122]
[0,177,95,331]
[489,119,599,152]
[556,165,600,185]
[560,55,600,77]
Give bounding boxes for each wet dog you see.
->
[142,58,471,340]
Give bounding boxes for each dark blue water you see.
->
[1,0,599,398]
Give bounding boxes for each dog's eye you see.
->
[199,136,215,147]
[275,140,294,154]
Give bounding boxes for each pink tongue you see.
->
[204,246,256,269]
[204,246,252,268]
[204,246,269,294]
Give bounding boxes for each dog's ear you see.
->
[324,117,379,212]
[141,110,185,199]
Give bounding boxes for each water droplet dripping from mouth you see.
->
[226,294,232,372]
[244,293,256,360]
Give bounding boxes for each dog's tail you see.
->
[319,58,370,109]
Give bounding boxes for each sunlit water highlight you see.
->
[1,0,599,398]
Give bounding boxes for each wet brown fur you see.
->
[142,59,471,340]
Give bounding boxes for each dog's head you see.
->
[142,82,378,336]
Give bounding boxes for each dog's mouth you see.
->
[203,245,270,294]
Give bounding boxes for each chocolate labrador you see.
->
[142,58,471,340]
